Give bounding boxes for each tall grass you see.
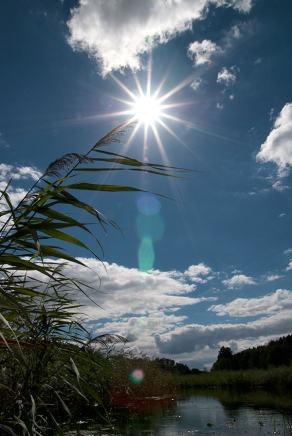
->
[0,122,179,435]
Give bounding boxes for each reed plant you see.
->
[0,122,178,435]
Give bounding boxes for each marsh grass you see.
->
[0,122,180,435]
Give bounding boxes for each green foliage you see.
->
[212,335,292,371]
[176,366,292,390]
[0,122,178,435]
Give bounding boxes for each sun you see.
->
[130,94,162,127]
[107,59,193,159]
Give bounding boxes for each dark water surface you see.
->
[68,389,292,435]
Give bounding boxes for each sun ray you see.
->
[160,112,192,126]
[134,74,144,97]
[158,76,194,103]
[151,124,170,165]
[146,55,152,97]
[111,74,137,101]
[153,71,169,99]
[112,96,137,106]
[160,101,194,110]
[157,119,185,145]
[123,121,141,153]
[143,124,149,161]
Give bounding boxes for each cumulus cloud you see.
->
[0,163,42,209]
[217,66,238,86]
[187,40,221,66]
[209,289,292,317]
[256,103,292,176]
[41,258,215,357]
[223,273,255,289]
[24,257,292,367]
[0,163,41,184]
[58,259,215,321]
[47,257,291,366]
[155,307,292,355]
[93,312,188,356]
[184,262,213,283]
[67,0,252,75]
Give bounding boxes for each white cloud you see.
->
[286,261,292,271]
[256,103,292,176]
[216,102,224,110]
[217,66,238,86]
[0,163,41,184]
[187,39,221,66]
[44,259,216,357]
[18,257,292,368]
[93,312,188,356]
[215,0,252,13]
[229,24,241,39]
[284,248,292,255]
[0,163,42,209]
[190,78,202,91]
[155,307,292,355]
[209,289,292,317]
[67,0,252,75]
[265,274,282,282]
[223,273,255,289]
[58,259,215,321]
[184,262,213,283]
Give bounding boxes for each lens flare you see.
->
[129,368,145,385]
[137,193,161,216]
[136,193,164,272]
[136,214,164,242]
[138,237,155,272]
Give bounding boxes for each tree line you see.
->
[212,335,292,371]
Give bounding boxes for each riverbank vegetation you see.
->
[175,366,292,390]
[176,335,292,390]
[0,122,179,435]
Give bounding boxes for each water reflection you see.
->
[68,389,292,435]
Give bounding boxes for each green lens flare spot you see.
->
[136,214,165,242]
[129,368,145,385]
[138,237,154,271]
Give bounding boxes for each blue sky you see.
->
[1,0,292,368]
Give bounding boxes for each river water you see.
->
[69,389,292,435]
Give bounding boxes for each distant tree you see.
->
[212,346,234,371]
